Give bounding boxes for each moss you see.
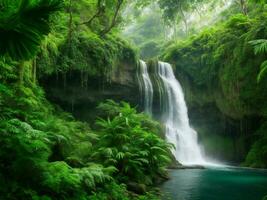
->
[38,31,138,82]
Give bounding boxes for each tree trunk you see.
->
[178,2,188,36]
[79,0,105,26]
[239,0,248,15]
[173,23,177,39]
[182,18,188,36]
[195,6,202,18]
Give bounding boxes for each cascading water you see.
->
[137,60,211,165]
[157,61,206,165]
[137,60,153,115]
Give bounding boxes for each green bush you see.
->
[94,100,173,186]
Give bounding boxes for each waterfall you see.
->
[137,60,153,115]
[137,60,213,165]
[157,61,206,165]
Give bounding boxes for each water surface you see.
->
[161,167,267,200]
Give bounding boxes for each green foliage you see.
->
[94,100,172,185]
[0,59,170,198]
[257,60,267,82]
[250,39,267,54]
[38,30,137,81]
[88,182,130,200]
[250,39,267,81]
[0,0,62,61]
[136,192,160,200]
[158,0,200,22]
[42,161,82,195]
[122,5,166,59]
[0,64,98,198]
[0,0,168,199]
[139,40,162,59]
[244,122,267,168]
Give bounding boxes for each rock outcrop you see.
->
[40,61,141,123]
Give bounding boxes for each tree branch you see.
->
[99,0,124,36]
[79,0,105,26]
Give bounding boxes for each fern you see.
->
[93,101,173,185]
[75,164,116,190]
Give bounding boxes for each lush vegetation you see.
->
[1,0,267,199]
[0,63,172,199]
[162,1,267,167]
[0,0,173,199]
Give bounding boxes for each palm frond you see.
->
[249,39,267,55]
[0,0,62,61]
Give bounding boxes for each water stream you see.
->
[157,61,206,165]
[138,60,209,165]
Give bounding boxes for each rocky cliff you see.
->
[40,60,140,123]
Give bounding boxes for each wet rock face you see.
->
[40,62,141,123]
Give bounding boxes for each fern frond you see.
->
[116,152,125,160]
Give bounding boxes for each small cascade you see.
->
[137,60,153,115]
[137,60,213,165]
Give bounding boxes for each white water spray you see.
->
[157,61,207,165]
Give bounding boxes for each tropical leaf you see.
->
[257,60,267,82]
[151,146,168,153]
[0,0,62,61]
[249,39,267,55]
